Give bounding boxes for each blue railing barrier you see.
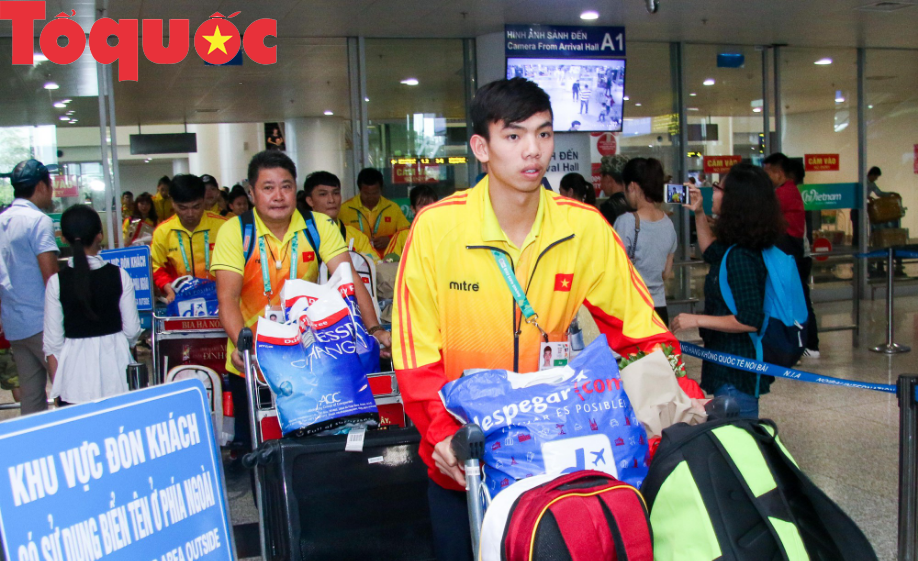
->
[679,340,918,560]
[856,249,918,259]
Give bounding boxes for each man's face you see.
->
[157,182,170,197]
[868,172,880,182]
[174,199,205,231]
[229,196,249,216]
[204,184,220,207]
[359,182,382,209]
[763,164,783,187]
[122,193,133,203]
[307,184,342,220]
[473,110,554,195]
[34,180,54,210]
[252,167,296,224]
[600,174,623,197]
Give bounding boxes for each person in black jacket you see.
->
[598,154,632,225]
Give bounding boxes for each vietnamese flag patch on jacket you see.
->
[554,273,574,291]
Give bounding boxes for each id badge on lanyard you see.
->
[258,234,299,296]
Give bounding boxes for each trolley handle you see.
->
[451,423,485,464]
[238,327,254,354]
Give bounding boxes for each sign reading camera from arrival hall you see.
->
[505,24,626,58]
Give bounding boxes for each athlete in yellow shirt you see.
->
[392,78,680,559]
[152,175,174,221]
[302,171,377,262]
[151,175,226,303]
[202,174,223,213]
[340,168,410,258]
[212,151,391,377]
[383,184,439,261]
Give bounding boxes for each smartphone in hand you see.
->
[665,183,690,205]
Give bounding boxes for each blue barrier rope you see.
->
[679,342,903,398]
[856,249,918,259]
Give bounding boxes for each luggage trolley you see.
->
[236,327,436,561]
[151,312,228,385]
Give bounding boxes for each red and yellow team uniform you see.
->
[335,219,378,263]
[392,177,677,490]
[383,228,410,260]
[210,209,347,374]
[152,193,174,221]
[339,195,410,258]
[151,211,226,290]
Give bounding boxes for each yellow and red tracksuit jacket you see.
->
[383,228,409,260]
[391,177,678,490]
[339,195,410,258]
[151,212,227,290]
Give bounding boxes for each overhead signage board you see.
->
[0,380,234,561]
[798,183,858,210]
[505,24,626,58]
[804,154,840,172]
[703,155,743,175]
[101,246,154,312]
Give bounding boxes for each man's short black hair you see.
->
[357,168,384,189]
[122,191,133,198]
[868,166,882,177]
[157,175,171,188]
[248,150,297,186]
[763,152,794,177]
[410,184,439,208]
[471,78,553,140]
[303,171,341,197]
[201,174,218,188]
[170,174,205,203]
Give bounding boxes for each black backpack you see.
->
[641,418,876,561]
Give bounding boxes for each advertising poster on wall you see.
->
[265,122,286,151]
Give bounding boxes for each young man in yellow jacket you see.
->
[391,78,680,561]
[302,171,377,263]
[151,175,174,221]
[151,174,227,303]
[340,168,410,258]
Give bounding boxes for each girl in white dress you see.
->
[43,205,141,404]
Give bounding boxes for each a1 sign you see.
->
[703,155,742,175]
[805,154,840,172]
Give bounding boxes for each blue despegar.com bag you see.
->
[440,335,649,496]
[165,275,219,317]
[255,291,378,436]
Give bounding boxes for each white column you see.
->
[284,117,350,197]
[187,123,262,187]
[172,158,189,175]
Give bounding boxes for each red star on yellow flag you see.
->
[203,25,232,55]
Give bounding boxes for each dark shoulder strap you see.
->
[300,209,322,266]
[628,212,641,260]
[240,210,256,264]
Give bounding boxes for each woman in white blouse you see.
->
[43,205,141,404]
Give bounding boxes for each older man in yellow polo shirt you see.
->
[339,168,410,259]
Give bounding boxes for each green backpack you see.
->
[641,418,876,561]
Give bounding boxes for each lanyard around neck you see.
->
[258,234,299,295]
[357,210,384,236]
[491,250,547,340]
[177,230,209,274]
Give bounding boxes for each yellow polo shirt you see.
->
[335,219,377,263]
[211,209,347,374]
[152,193,173,221]
[339,195,410,257]
[150,211,226,289]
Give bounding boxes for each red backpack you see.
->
[499,470,653,561]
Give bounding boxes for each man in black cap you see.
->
[201,174,222,213]
[0,159,59,414]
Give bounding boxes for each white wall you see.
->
[118,161,173,198]
[867,102,918,234]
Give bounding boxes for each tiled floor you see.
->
[1,296,913,559]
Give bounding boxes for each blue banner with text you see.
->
[0,380,233,561]
[101,246,154,312]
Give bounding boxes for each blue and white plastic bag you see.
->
[165,275,218,317]
[440,335,649,496]
[256,287,378,436]
[282,266,380,375]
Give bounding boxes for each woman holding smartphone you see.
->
[612,158,677,324]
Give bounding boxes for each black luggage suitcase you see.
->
[257,427,435,561]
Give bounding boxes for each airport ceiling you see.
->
[2,0,918,128]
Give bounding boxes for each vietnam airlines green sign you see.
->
[797,183,858,211]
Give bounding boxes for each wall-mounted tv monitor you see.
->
[506,57,626,133]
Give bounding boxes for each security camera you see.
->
[646,0,659,13]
